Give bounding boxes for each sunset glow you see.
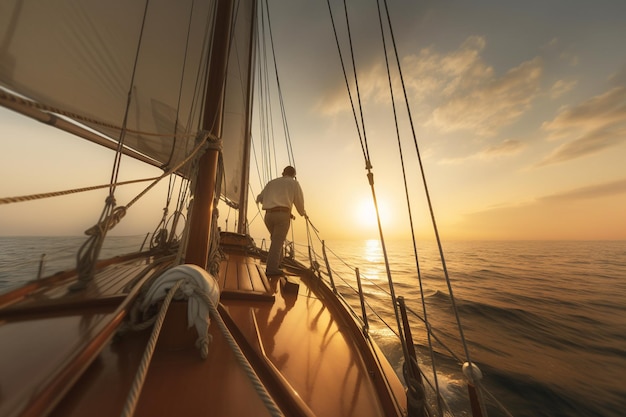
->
[1,1,626,242]
[355,198,389,231]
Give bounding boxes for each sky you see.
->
[1,0,626,242]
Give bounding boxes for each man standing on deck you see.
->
[256,166,307,276]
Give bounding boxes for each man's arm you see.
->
[293,182,306,216]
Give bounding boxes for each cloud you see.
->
[542,37,559,51]
[317,35,543,138]
[452,178,626,240]
[539,86,626,165]
[390,36,543,136]
[481,139,526,156]
[549,79,578,99]
[537,127,626,166]
[543,87,626,135]
[540,178,626,202]
[428,55,542,136]
[401,36,493,99]
[441,139,525,164]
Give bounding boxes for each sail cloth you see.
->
[0,0,249,181]
[220,0,257,207]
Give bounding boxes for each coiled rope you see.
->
[120,277,283,417]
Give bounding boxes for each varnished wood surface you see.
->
[0,258,167,417]
[220,253,271,294]
[0,247,407,417]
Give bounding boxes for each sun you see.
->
[356,197,388,230]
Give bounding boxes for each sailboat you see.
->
[0,1,514,416]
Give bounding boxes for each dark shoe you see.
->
[266,269,284,276]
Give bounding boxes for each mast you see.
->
[237,1,258,235]
[185,0,235,268]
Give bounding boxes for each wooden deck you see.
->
[0,248,407,417]
[0,256,169,417]
[219,253,275,301]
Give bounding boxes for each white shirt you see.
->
[256,175,306,216]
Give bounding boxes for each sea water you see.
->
[0,236,624,417]
[317,239,626,417]
[0,235,149,291]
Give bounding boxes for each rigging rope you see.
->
[325,2,496,416]
[161,0,197,169]
[325,0,366,160]
[327,0,415,401]
[75,0,152,287]
[73,131,216,290]
[255,4,272,184]
[340,0,371,164]
[149,175,176,250]
[300,236,517,416]
[373,0,444,412]
[254,0,298,187]
[0,177,158,205]
[85,132,216,235]
[264,0,295,167]
[375,3,483,414]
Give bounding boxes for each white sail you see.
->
[221,0,256,206]
[1,0,255,207]
[0,0,216,170]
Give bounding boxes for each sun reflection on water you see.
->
[364,239,381,262]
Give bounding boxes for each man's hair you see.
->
[282,166,296,177]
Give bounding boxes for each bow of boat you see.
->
[0,234,407,417]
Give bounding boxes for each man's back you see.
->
[257,175,305,216]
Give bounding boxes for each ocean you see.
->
[1,236,624,417]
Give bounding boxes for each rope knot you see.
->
[84,206,127,236]
[105,195,117,206]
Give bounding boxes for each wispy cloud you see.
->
[429,57,542,136]
[539,86,626,165]
[482,139,526,156]
[537,127,626,166]
[453,178,626,239]
[402,36,493,99]
[441,139,525,164]
[397,36,543,136]
[543,86,626,136]
[540,178,626,202]
[318,35,543,138]
[550,79,578,99]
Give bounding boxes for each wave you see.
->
[457,299,542,326]
[478,364,611,417]
[428,289,451,302]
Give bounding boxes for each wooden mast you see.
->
[185,0,234,268]
[237,2,258,235]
